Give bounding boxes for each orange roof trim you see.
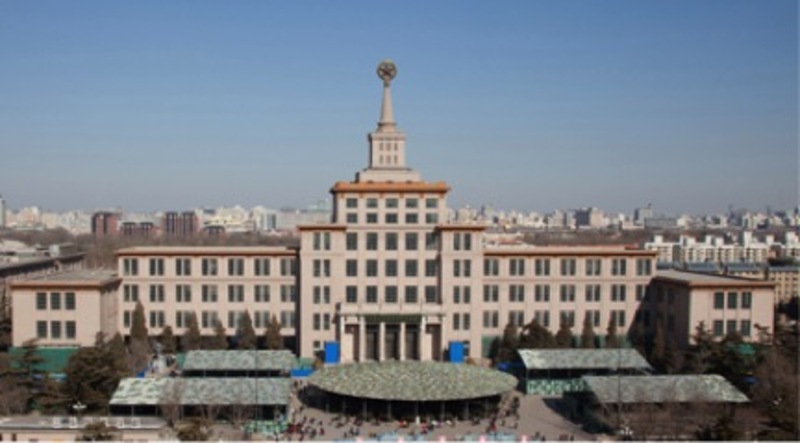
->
[331,181,451,194]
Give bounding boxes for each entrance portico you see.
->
[338,309,445,362]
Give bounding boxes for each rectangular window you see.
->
[535,285,550,302]
[425,198,438,209]
[612,259,627,276]
[37,321,47,338]
[742,292,752,309]
[280,258,296,276]
[201,258,218,276]
[636,258,652,276]
[346,213,358,223]
[425,286,438,303]
[405,286,418,303]
[346,232,358,250]
[586,310,600,327]
[405,259,418,277]
[535,259,551,276]
[406,198,418,208]
[713,320,724,336]
[346,259,358,277]
[484,259,499,276]
[559,310,575,328]
[255,285,270,302]
[385,286,398,303]
[385,213,398,224]
[405,233,418,250]
[175,258,191,276]
[227,285,244,302]
[453,260,461,277]
[65,292,75,310]
[228,258,244,276]
[425,213,439,224]
[346,286,358,304]
[280,285,295,302]
[453,233,462,251]
[405,213,419,224]
[483,285,499,302]
[51,321,61,339]
[254,258,271,276]
[36,292,47,310]
[386,198,398,208]
[463,313,471,330]
[346,198,358,208]
[464,234,472,251]
[149,258,164,276]
[202,285,218,303]
[611,285,627,302]
[726,319,737,335]
[509,311,525,327]
[585,285,601,302]
[386,233,398,250]
[201,311,218,329]
[176,285,192,303]
[366,198,378,208]
[425,259,438,277]
[560,259,576,276]
[636,285,647,301]
[727,292,738,309]
[124,311,131,328]
[385,260,398,277]
[280,311,295,328]
[509,284,525,302]
[66,321,76,339]
[453,313,460,331]
[453,286,461,304]
[740,320,751,337]
[366,233,378,250]
[123,258,139,276]
[123,285,139,302]
[425,232,438,250]
[366,286,378,303]
[611,310,626,328]
[559,284,576,302]
[366,260,378,277]
[313,314,321,331]
[714,292,725,309]
[585,259,602,276]
[510,259,526,276]
[534,310,550,327]
[149,285,165,302]
[49,293,61,310]
[366,213,378,224]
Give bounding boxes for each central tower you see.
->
[356,60,421,183]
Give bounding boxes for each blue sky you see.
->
[0,1,797,215]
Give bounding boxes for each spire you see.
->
[376,60,397,133]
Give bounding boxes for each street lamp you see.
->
[73,401,86,421]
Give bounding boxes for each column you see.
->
[359,316,366,362]
[378,321,386,361]
[439,314,447,362]
[420,316,429,361]
[399,322,406,361]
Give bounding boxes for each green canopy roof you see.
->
[110,377,291,406]
[9,346,78,374]
[182,350,295,372]
[582,375,749,404]
[517,349,651,371]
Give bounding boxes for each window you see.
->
[509,311,525,327]
[636,285,647,301]
[425,286,438,303]
[611,310,626,327]
[366,260,378,277]
[123,285,139,302]
[254,311,270,328]
[464,234,472,251]
[149,311,165,328]
[405,260,418,277]
[280,258,296,276]
[385,260,398,277]
[65,292,75,310]
[312,232,331,250]
[559,284,576,302]
[611,285,627,302]
[560,259,576,276]
[454,260,461,277]
[366,286,378,303]
[463,286,471,303]
[346,198,358,208]
[483,285,499,302]
[201,258,218,276]
[386,198,398,208]
[405,233,418,250]
[585,285,601,302]
[585,259,601,276]
[255,285,270,302]
[202,311,219,329]
[509,285,525,302]
[346,233,358,250]
[366,213,378,224]
[176,285,192,303]
[227,285,244,302]
[36,292,47,310]
[406,198,418,209]
[612,259,627,276]
[425,198,438,209]
[385,286,398,303]
[425,232,438,250]
[453,313,461,330]
[313,259,331,277]
[385,233,398,250]
[366,198,378,208]
[405,213,419,224]
[726,319,737,335]
[254,258,271,276]
[535,285,550,302]
[636,259,652,276]
[280,285,295,302]
[405,286,418,303]
[742,291,752,309]
[280,311,295,328]
[313,314,321,331]
[713,292,725,309]
[176,258,191,276]
[123,258,139,276]
[51,321,61,339]
[453,286,461,304]
[228,258,244,276]
[454,233,462,251]
[66,321,76,339]
[425,259,438,277]
[228,311,244,329]
[484,259,499,276]
[559,310,575,328]
[586,310,600,327]
[740,320,751,337]
[534,310,550,327]
[727,292,738,309]
[535,259,551,276]
[385,213,398,224]
[176,311,192,328]
[425,213,439,224]
[346,286,358,304]
[510,259,525,276]
[37,321,47,338]
[149,285,165,302]
[346,213,358,223]
[202,285,218,303]
[149,258,164,276]
[483,311,499,328]
[346,260,358,277]
[366,233,378,250]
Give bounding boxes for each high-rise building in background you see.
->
[162,211,199,237]
[91,211,120,238]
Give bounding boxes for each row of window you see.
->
[344,259,441,278]
[344,285,439,304]
[483,284,646,303]
[123,309,296,329]
[122,257,297,277]
[36,320,76,339]
[477,309,628,330]
[122,284,296,303]
[713,291,753,310]
[35,292,76,310]
[347,212,439,225]
[345,197,439,210]
[484,258,653,277]
[345,232,438,251]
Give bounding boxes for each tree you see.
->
[160,325,177,355]
[495,322,519,364]
[76,422,119,441]
[62,334,128,414]
[235,310,257,350]
[104,333,132,379]
[176,418,212,441]
[650,320,666,372]
[181,312,202,352]
[209,320,228,350]
[130,300,149,343]
[16,338,45,411]
[129,301,150,373]
[554,320,573,348]
[663,337,683,374]
[518,319,555,349]
[605,318,619,349]
[264,315,283,350]
[580,315,597,349]
[0,351,29,414]
[684,321,715,374]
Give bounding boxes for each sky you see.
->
[0,0,797,215]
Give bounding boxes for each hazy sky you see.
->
[0,1,797,215]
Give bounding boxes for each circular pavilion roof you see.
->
[307,361,517,402]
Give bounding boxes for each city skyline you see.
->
[0,1,797,214]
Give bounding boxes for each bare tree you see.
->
[159,381,185,428]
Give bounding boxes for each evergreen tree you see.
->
[16,338,45,411]
[555,320,573,348]
[160,325,177,354]
[264,315,283,350]
[605,318,619,348]
[663,337,683,374]
[181,312,202,352]
[496,322,520,364]
[62,345,112,412]
[129,300,151,373]
[104,333,131,378]
[580,315,596,349]
[519,319,554,349]
[684,321,715,374]
[711,332,754,392]
[235,310,257,350]
[130,300,149,343]
[209,320,228,350]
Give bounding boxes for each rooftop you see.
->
[10,270,120,289]
[110,377,291,406]
[517,349,652,371]
[484,245,656,257]
[116,246,296,256]
[582,374,749,404]
[655,269,775,288]
[182,350,295,372]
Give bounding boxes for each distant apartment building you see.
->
[645,233,772,264]
[91,211,120,238]
[121,221,157,238]
[574,207,606,228]
[162,211,199,238]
